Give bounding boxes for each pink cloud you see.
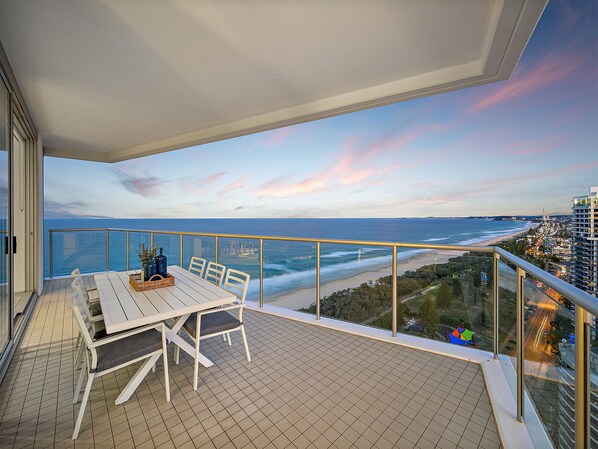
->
[468,54,584,112]
[255,175,327,197]
[219,179,246,197]
[179,171,227,193]
[265,126,295,147]
[112,167,163,198]
[254,125,444,198]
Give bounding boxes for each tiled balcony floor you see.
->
[0,278,502,449]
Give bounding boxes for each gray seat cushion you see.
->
[94,329,162,373]
[183,311,241,337]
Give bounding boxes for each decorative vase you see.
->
[155,247,168,278]
[143,261,157,281]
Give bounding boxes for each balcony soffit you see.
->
[0,0,547,162]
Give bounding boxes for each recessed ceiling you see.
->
[0,0,546,162]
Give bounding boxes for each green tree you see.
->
[475,310,487,327]
[451,278,463,302]
[436,282,451,310]
[419,297,439,336]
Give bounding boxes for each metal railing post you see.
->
[516,266,525,423]
[392,246,397,337]
[49,230,53,278]
[259,239,264,308]
[106,229,110,272]
[316,242,321,320]
[150,232,154,248]
[575,305,591,449]
[215,236,219,263]
[126,231,130,270]
[493,252,500,359]
[179,233,183,267]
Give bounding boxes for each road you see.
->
[523,284,559,365]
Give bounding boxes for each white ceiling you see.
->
[0,0,546,163]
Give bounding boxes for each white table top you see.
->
[95,265,237,334]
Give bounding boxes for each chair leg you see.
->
[73,364,86,404]
[75,344,84,370]
[227,332,232,346]
[152,363,156,373]
[75,333,82,348]
[72,373,95,440]
[174,345,180,365]
[240,326,251,362]
[193,338,200,391]
[162,334,170,402]
[222,334,227,343]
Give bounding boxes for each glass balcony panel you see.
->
[261,240,316,314]
[107,230,127,272]
[217,237,260,300]
[388,250,495,349]
[152,233,181,269]
[50,230,106,276]
[181,235,216,270]
[127,232,151,271]
[523,278,574,448]
[316,243,392,327]
[497,260,518,398]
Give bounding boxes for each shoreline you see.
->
[266,226,534,311]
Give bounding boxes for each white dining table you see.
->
[94,265,236,403]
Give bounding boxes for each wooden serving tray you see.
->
[129,273,175,291]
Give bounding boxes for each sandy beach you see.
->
[266,226,534,310]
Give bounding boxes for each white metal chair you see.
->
[69,289,170,440]
[188,256,207,278]
[72,276,102,317]
[71,278,105,368]
[204,261,226,287]
[71,268,100,302]
[177,268,251,390]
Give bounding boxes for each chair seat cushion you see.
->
[183,311,241,337]
[94,329,162,373]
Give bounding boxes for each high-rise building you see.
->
[571,187,598,298]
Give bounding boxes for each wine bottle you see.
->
[155,247,168,278]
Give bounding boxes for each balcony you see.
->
[1,277,503,449]
[1,226,595,448]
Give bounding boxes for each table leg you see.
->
[166,315,214,368]
[115,353,162,405]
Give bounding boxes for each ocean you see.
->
[45,218,533,300]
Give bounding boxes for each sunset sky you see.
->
[45,1,597,219]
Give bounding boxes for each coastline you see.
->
[265,226,534,311]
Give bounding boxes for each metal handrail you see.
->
[496,247,598,316]
[50,227,496,253]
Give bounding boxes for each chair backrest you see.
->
[223,269,250,303]
[69,290,95,349]
[71,278,103,333]
[204,261,226,287]
[71,277,92,305]
[188,257,207,278]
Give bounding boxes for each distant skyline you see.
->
[45,1,597,219]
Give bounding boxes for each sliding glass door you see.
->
[0,78,10,356]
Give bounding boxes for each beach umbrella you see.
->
[449,327,476,346]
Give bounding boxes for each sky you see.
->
[45,1,598,219]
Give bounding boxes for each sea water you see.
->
[45,218,533,300]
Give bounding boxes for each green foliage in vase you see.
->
[135,242,160,267]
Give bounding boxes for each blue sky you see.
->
[45,1,597,219]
